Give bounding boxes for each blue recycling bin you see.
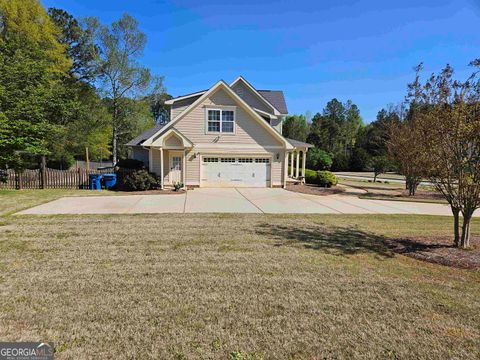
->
[103,173,117,189]
[89,174,103,190]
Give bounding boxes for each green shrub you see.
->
[304,168,318,184]
[304,169,337,187]
[120,170,159,191]
[316,171,338,187]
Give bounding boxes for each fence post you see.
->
[40,156,46,189]
[15,170,22,190]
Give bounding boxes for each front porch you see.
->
[145,129,193,190]
[285,138,314,184]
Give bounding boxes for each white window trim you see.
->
[205,106,236,135]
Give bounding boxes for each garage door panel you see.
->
[201,157,271,187]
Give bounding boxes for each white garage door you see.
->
[201,157,271,187]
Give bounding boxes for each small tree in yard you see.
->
[388,119,428,196]
[402,62,480,248]
[369,156,390,182]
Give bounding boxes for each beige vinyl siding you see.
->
[174,89,282,147]
[150,149,173,185]
[151,149,161,175]
[163,150,170,184]
[171,96,201,119]
[231,82,273,114]
[271,150,284,186]
[185,149,200,185]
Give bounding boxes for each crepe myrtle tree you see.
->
[404,62,480,248]
[388,117,428,196]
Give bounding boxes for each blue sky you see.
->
[43,0,479,122]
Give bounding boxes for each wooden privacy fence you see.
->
[0,167,117,190]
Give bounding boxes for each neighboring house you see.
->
[126,76,312,188]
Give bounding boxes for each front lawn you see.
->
[0,211,479,359]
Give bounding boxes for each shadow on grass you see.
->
[255,223,457,261]
[256,223,395,258]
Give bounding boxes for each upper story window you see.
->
[207,108,235,134]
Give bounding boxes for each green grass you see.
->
[0,207,479,358]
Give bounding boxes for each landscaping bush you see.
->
[304,169,338,187]
[120,169,159,191]
[304,169,318,184]
[316,171,338,187]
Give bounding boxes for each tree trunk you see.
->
[112,96,118,165]
[112,126,118,165]
[374,173,377,182]
[452,207,460,247]
[460,214,472,249]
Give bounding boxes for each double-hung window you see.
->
[207,109,235,134]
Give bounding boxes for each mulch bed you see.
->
[286,183,345,196]
[385,235,480,270]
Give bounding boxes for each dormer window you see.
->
[206,108,235,134]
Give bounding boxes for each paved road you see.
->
[16,188,478,216]
[335,173,432,186]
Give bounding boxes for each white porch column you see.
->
[289,152,294,177]
[160,147,164,190]
[283,151,288,188]
[148,148,153,173]
[295,151,300,179]
[302,149,307,183]
[182,150,186,189]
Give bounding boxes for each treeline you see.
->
[0,0,171,171]
[283,99,400,176]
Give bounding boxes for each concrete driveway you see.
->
[16,188,479,216]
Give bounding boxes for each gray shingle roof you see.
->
[286,138,314,148]
[126,123,166,146]
[258,90,288,114]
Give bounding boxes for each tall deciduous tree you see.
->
[48,7,97,82]
[0,0,73,169]
[147,76,172,124]
[282,115,309,142]
[86,13,151,164]
[47,8,111,164]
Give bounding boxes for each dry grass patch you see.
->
[0,214,479,359]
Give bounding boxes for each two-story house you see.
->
[126,76,312,189]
